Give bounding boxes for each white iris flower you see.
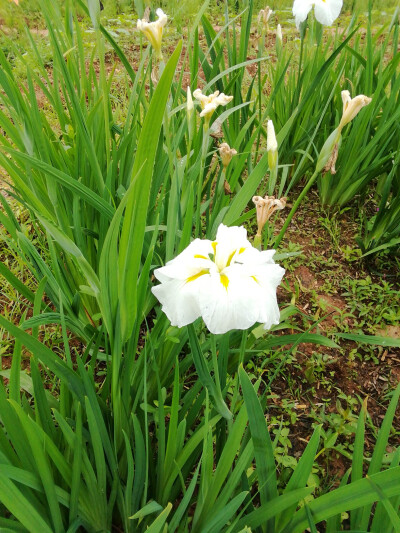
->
[292,0,343,29]
[193,89,233,124]
[137,8,168,60]
[152,224,285,335]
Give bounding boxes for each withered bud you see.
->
[219,143,237,168]
[323,143,339,175]
[252,195,287,237]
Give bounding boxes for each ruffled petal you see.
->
[152,223,285,334]
[154,239,214,282]
[215,93,233,106]
[196,272,259,334]
[292,0,314,28]
[199,102,218,118]
[314,0,343,25]
[155,8,168,26]
[151,278,203,327]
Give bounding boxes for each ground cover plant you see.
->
[0,0,399,531]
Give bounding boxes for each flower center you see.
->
[186,242,246,290]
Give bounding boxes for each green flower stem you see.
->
[158,58,165,78]
[229,330,248,430]
[187,323,232,420]
[274,168,319,248]
[254,31,266,164]
[195,124,210,235]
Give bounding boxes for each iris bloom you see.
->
[137,8,167,60]
[317,90,372,173]
[339,90,372,131]
[292,0,343,29]
[152,224,284,335]
[193,89,233,125]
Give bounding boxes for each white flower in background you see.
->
[152,224,285,335]
[258,6,273,27]
[267,119,278,175]
[292,0,343,29]
[267,120,278,152]
[338,90,372,131]
[219,143,237,168]
[193,89,233,124]
[137,8,167,60]
[316,89,372,173]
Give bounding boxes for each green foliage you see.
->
[0,0,399,531]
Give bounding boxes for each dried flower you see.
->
[219,143,237,169]
[253,195,287,238]
[258,6,274,27]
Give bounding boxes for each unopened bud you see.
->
[267,120,278,152]
[277,24,283,42]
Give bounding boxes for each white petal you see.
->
[155,8,168,26]
[193,89,208,104]
[152,278,202,327]
[314,0,343,25]
[199,102,218,118]
[292,0,314,28]
[215,93,233,106]
[154,239,213,282]
[267,120,278,152]
[197,272,259,334]
[214,224,250,271]
[239,247,276,267]
[215,224,248,246]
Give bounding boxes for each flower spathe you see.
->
[137,8,167,60]
[152,224,285,335]
[292,0,343,29]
